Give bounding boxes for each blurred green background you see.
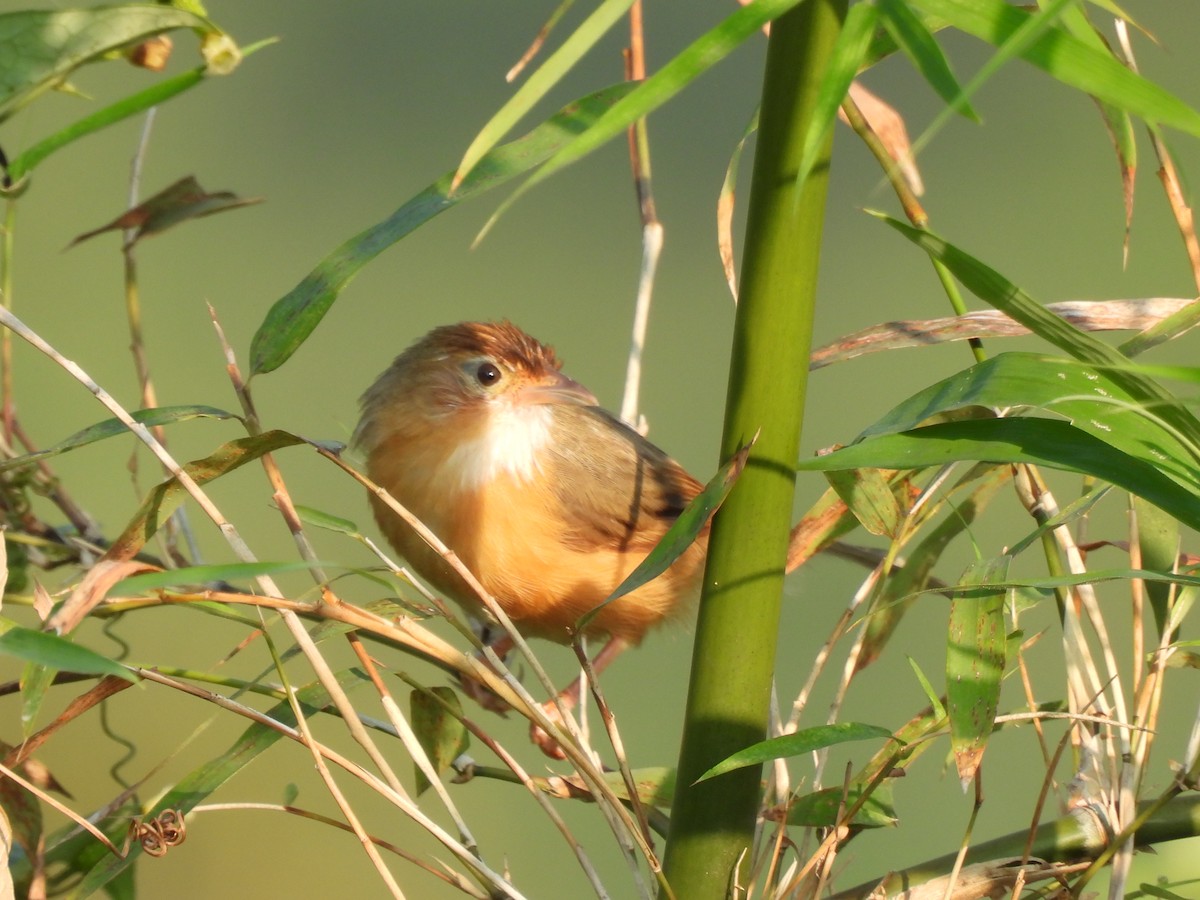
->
[5,1,1200,897]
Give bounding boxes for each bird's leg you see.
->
[457,631,515,715]
[531,636,630,759]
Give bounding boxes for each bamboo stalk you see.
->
[661,1,846,895]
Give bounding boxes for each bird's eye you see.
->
[475,362,502,387]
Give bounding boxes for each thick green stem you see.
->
[661,1,845,895]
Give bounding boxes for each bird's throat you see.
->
[439,402,555,491]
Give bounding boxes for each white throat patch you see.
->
[442,402,553,490]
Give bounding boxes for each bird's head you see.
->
[355,321,598,486]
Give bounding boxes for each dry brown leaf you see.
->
[842,82,924,196]
[4,676,134,771]
[67,175,262,250]
[46,559,160,635]
[892,858,1082,900]
[810,297,1195,370]
[30,581,53,623]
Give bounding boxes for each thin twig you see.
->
[208,305,418,817]
[619,0,662,431]
[400,674,615,899]
[135,667,526,899]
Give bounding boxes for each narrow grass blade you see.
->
[908,0,1200,137]
[295,505,361,536]
[878,0,977,120]
[792,2,878,195]
[476,0,806,243]
[946,555,1009,788]
[8,39,271,185]
[451,0,634,189]
[1120,299,1200,358]
[0,619,134,682]
[696,722,894,783]
[14,70,203,184]
[576,437,752,632]
[0,404,236,473]
[113,561,333,595]
[907,657,947,719]
[248,83,634,375]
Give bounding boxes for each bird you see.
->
[353,321,720,754]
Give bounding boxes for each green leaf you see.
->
[410,687,468,795]
[0,404,235,473]
[109,430,305,560]
[907,657,947,720]
[576,437,753,633]
[294,505,361,536]
[1133,883,1192,900]
[908,0,1200,137]
[15,72,200,184]
[824,466,901,537]
[946,556,1009,788]
[0,619,134,682]
[907,0,1076,158]
[249,82,635,375]
[0,6,218,125]
[858,352,1200,493]
[793,1,878,194]
[601,766,676,808]
[696,722,894,783]
[798,418,1200,534]
[878,0,978,120]
[19,661,55,737]
[870,212,1200,452]
[1132,497,1180,640]
[452,0,635,188]
[786,781,898,828]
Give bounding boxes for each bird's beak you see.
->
[516,371,598,407]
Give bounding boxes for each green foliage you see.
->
[3,2,1200,898]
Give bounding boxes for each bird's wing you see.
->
[545,406,704,554]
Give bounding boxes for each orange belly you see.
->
[367,441,703,644]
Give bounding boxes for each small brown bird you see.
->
[354,321,712,751]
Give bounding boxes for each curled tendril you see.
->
[130,809,186,858]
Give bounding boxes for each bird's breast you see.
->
[364,401,702,643]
